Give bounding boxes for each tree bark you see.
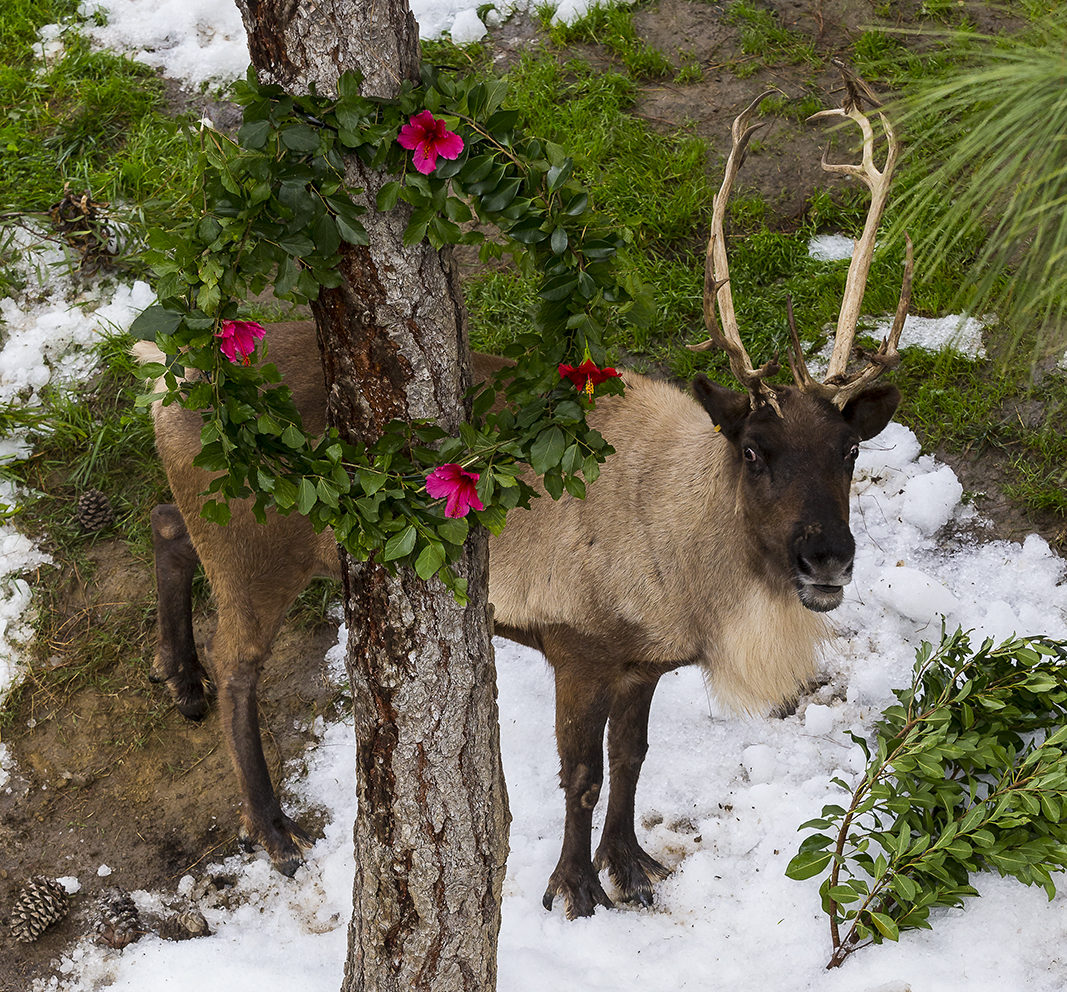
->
[234,3,511,990]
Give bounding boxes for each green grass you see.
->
[724,0,818,76]
[545,1,674,78]
[0,14,201,251]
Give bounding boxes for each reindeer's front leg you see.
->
[594,673,671,905]
[542,633,613,919]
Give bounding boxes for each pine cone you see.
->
[156,907,211,942]
[9,877,70,943]
[95,887,142,949]
[76,488,115,532]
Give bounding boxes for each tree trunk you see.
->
[234,3,511,990]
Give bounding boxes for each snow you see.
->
[75,0,602,86]
[807,235,989,358]
[807,233,855,261]
[4,4,1067,991]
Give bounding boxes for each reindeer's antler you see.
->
[790,62,912,409]
[688,90,782,413]
[691,67,910,414]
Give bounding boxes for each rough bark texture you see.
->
[234,3,511,990]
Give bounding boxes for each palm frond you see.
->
[890,12,1067,349]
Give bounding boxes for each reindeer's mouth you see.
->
[795,560,851,612]
[799,582,845,612]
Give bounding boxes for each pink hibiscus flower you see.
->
[425,463,484,518]
[558,359,622,398]
[215,319,266,365]
[397,111,464,175]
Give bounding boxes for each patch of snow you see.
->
[79,0,251,86]
[449,8,489,43]
[33,23,67,61]
[873,312,988,358]
[807,233,855,261]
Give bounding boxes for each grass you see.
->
[723,0,818,76]
[544,1,674,78]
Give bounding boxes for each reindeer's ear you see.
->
[692,374,751,445]
[842,382,900,441]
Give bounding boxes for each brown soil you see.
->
[0,2,1060,989]
[0,538,343,991]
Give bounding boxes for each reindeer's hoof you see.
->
[238,814,315,876]
[542,862,613,919]
[594,836,671,907]
[151,655,213,721]
[170,675,212,721]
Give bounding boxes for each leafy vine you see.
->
[133,64,643,601]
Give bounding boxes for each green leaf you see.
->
[337,215,370,246]
[377,181,402,211]
[546,159,574,192]
[785,850,832,881]
[868,912,900,941]
[415,541,446,580]
[438,517,469,546]
[282,423,306,449]
[529,426,566,474]
[130,305,182,341]
[280,124,321,151]
[563,475,586,499]
[359,469,388,495]
[238,119,272,149]
[297,477,318,515]
[475,504,507,535]
[383,524,417,562]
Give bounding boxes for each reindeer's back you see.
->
[488,374,731,654]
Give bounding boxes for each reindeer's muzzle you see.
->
[792,524,855,613]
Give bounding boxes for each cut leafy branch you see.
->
[787,627,1067,969]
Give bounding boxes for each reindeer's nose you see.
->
[793,523,855,612]
[796,553,854,588]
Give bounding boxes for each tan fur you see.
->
[489,373,825,712]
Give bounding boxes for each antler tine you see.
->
[688,89,781,411]
[828,234,913,410]
[785,295,836,401]
[807,67,900,389]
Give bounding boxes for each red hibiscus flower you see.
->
[558,359,622,398]
[396,111,464,175]
[425,463,484,518]
[215,319,266,365]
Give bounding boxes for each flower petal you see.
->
[397,122,424,150]
[412,142,438,174]
[435,130,464,161]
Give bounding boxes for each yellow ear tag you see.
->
[713,423,721,433]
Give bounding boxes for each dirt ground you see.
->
[0,2,1060,988]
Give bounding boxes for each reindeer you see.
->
[139,76,910,918]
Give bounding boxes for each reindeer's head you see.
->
[689,68,910,613]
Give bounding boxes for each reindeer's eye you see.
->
[743,447,758,463]
[846,444,860,461]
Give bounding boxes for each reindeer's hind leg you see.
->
[541,631,614,919]
[150,503,211,720]
[212,594,313,876]
[594,672,671,906]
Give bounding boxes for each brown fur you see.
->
[136,319,898,910]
